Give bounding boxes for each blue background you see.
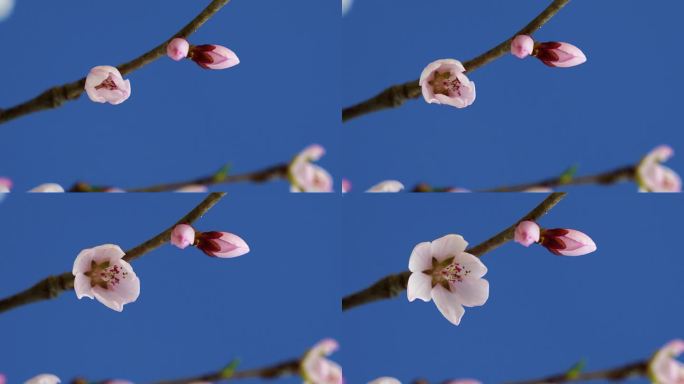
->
[0,0,338,193]
[0,194,341,383]
[340,194,683,383]
[342,0,683,192]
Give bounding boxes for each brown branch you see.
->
[68,163,290,192]
[152,358,301,384]
[412,165,636,193]
[341,192,566,311]
[0,0,231,125]
[341,0,571,122]
[0,193,226,314]
[504,360,648,384]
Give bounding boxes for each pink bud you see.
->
[514,220,540,247]
[189,45,240,70]
[84,66,131,105]
[540,228,596,256]
[167,38,190,61]
[342,178,351,193]
[0,177,12,192]
[171,224,195,249]
[534,42,587,68]
[175,185,209,193]
[511,35,534,59]
[196,231,250,258]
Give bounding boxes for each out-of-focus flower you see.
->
[289,144,333,193]
[342,0,353,15]
[301,339,343,384]
[523,187,553,192]
[540,228,596,256]
[73,244,140,312]
[367,180,404,193]
[0,373,5,384]
[649,339,684,384]
[534,41,586,67]
[167,38,190,61]
[445,380,482,384]
[419,59,476,108]
[85,66,131,105]
[0,0,14,21]
[24,374,61,384]
[29,183,64,193]
[171,224,196,249]
[636,145,682,193]
[103,381,134,384]
[514,221,540,247]
[175,185,209,193]
[407,234,489,325]
[189,44,240,70]
[511,35,534,59]
[368,378,400,384]
[342,178,351,193]
[196,231,250,258]
[446,187,471,193]
[0,177,11,192]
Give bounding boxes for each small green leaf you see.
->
[559,164,579,185]
[221,358,240,378]
[212,164,232,183]
[565,359,586,379]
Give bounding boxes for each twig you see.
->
[341,0,571,122]
[152,358,301,384]
[0,193,226,314]
[68,163,290,192]
[0,0,231,125]
[341,192,566,311]
[504,360,648,384]
[412,165,636,193]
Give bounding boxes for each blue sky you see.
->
[0,0,338,193]
[342,0,683,192]
[340,194,683,383]
[0,194,341,383]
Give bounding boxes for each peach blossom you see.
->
[0,177,11,192]
[637,145,682,192]
[366,180,404,193]
[515,221,540,247]
[167,38,190,61]
[29,183,64,193]
[511,35,534,59]
[368,378,400,384]
[24,374,60,384]
[190,44,240,70]
[171,224,195,249]
[534,41,586,68]
[85,66,131,105]
[419,59,476,108]
[196,231,250,258]
[301,339,343,384]
[289,144,333,193]
[649,339,684,384]
[175,185,209,193]
[342,178,351,193]
[540,228,596,256]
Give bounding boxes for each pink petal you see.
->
[74,274,94,300]
[430,234,468,262]
[24,374,61,384]
[171,224,195,249]
[431,284,465,325]
[213,232,250,258]
[514,220,540,247]
[407,272,432,302]
[368,378,401,384]
[408,242,432,272]
[452,278,489,307]
[453,252,488,279]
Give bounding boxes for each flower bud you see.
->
[171,224,195,250]
[189,44,240,70]
[29,183,64,193]
[84,66,131,105]
[167,38,190,61]
[514,220,540,247]
[511,35,534,59]
[534,41,586,68]
[341,178,351,193]
[366,180,404,193]
[196,231,250,258]
[540,228,596,256]
[0,177,12,193]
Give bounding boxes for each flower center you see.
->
[84,260,128,290]
[94,75,119,91]
[423,256,472,291]
[429,71,462,97]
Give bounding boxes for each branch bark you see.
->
[341,192,567,311]
[0,0,231,125]
[152,358,301,384]
[0,193,226,314]
[341,0,571,122]
[503,360,648,384]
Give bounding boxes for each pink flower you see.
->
[534,41,586,68]
[189,44,240,70]
[175,185,209,193]
[0,177,11,193]
[419,59,476,108]
[368,378,400,384]
[649,339,684,384]
[85,66,131,105]
[511,35,534,59]
[171,224,195,249]
[29,183,64,193]
[407,234,489,325]
[514,221,540,247]
[301,339,343,384]
[0,374,5,384]
[72,244,141,312]
[167,38,190,61]
[342,178,351,193]
[289,144,333,193]
[637,145,682,192]
[366,180,404,193]
[24,374,61,384]
[196,231,250,258]
[540,228,596,256]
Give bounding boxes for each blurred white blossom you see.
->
[0,0,15,21]
[342,0,353,16]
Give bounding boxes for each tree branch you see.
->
[412,165,636,193]
[68,163,290,192]
[0,0,231,125]
[151,358,301,384]
[341,192,567,311]
[0,193,226,314]
[341,0,571,122]
[503,360,648,384]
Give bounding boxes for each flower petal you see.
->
[408,241,432,272]
[454,252,488,279]
[431,284,465,325]
[430,234,468,262]
[407,272,432,302]
[453,278,489,307]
